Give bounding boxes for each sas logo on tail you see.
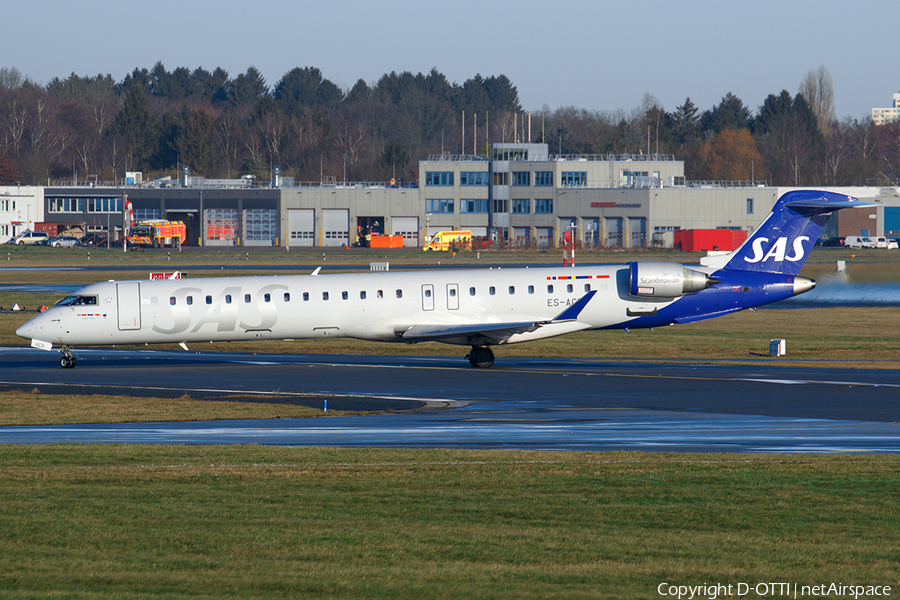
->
[744,236,809,264]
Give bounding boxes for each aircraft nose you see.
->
[16,313,44,340]
[16,321,34,339]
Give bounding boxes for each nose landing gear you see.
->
[59,346,77,369]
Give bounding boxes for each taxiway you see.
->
[1,347,898,452]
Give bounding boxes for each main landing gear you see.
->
[59,346,77,369]
[467,345,494,369]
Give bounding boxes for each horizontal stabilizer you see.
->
[783,197,874,212]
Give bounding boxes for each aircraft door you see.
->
[116,282,141,330]
[422,284,435,311]
[447,283,459,310]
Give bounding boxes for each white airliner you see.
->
[17,190,869,369]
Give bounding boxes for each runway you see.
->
[1,346,899,452]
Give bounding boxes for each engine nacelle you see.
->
[629,261,715,298]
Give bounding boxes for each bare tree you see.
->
[257,111,284,169]
[0,67,26,90]
[242,128,265,176]
[29,96,71,168]
[821,119,850,184]
[799,66,836,136]
[334,120,367,181]
[492,111,516,144]
[214,109,240,178]
[2,96,27,155]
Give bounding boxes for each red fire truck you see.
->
[126,220,186,248]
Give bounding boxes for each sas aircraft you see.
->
[17,190,868,369]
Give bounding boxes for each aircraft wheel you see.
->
[60,356,76,369]
[469,346,494,369]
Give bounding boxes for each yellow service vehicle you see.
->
[422,230,472,251]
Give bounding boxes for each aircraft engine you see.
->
[628,261,716,298]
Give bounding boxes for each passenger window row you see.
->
[168,283,592,306]
[170,290,398,305]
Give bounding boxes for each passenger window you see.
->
[584,284,591,292]
[323,292,329,301]
[547,284,554,293]
[264,293,271,303]
[360,291,366,300]
[225,295,232,304]
[284,293,290,302]
[244,294,251,303]
[489,286,496,296]
[396,289,403,299]
[377,290,383,299]
[186,296,193,306]
[425,289,432,298]
[469,287,476,296]
[528,285,534,294]
[508,286,515,295]
[342,291,348,300]
[303,292,309,301]
[205,295,212,305]
[567,284,573,293]
[170,297,176,306]
[449,288,457,297]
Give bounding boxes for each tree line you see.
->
[0,64,897,187]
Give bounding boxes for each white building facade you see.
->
[871,85,900,125]
[0,186,44,243]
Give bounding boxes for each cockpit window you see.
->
[55,295,98,307]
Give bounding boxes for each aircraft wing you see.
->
[399,290,596,343]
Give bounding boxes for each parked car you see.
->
[873,236,898,249]
[816,236,845,247]
[7,231,50,245]
[78,233,108,248]
[49,235,80,248]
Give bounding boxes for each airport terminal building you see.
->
[4,143,899,247]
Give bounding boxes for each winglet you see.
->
[545,290,596,323]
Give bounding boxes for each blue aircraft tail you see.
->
[720,190,870,275]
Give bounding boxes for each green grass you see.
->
[0,447,896,599]
[0,389,369,426]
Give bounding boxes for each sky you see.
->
[7,0,899,121]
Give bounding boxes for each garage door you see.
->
[392,217,419,247]
[886,207,900,236]
[322,209,349,247]
[629,217,646,248]
[288,209,314,246]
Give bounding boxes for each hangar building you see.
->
[5,143,897,247]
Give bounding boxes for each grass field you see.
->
[0,390,349,426]
[2,246,898,598]
[1,447,897,599]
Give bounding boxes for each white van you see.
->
[874,237,899,249]
[844,236,877,249]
